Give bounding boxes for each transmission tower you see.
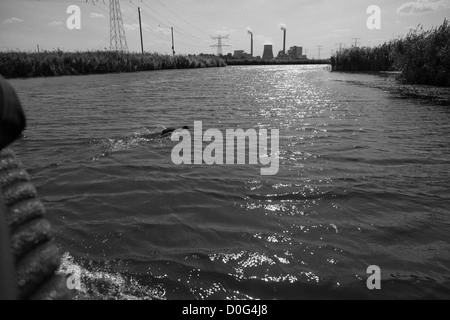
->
[317,45,323,59]
[210,35,231,56]
[109,0,128,52]
[336,42,346,53]
[351,37,361,47]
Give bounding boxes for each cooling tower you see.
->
[262,45,274,60]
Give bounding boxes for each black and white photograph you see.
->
[0,0,449,303]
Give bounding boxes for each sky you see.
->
[0,0,449,58]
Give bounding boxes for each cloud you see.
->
[397,0,450,15]
[211,26,236,36]
[49,21,64,27]
[2,17,23,24]
[255,35,273,45]
[329,28,351,38]
[156,26,171,37]
[90,13,105,19]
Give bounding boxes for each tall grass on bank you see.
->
[331,43,394,72]
[0,51,226,79]
[331,19,450,86]
[391,20,450,86]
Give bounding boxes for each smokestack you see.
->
[262,44,274,61]
[280,24,287,55]
[247,28,253,57]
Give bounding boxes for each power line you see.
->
[87,0,109,16]
[29,0,235,55]
[81,0,213,54]
[137,5,207,44]
[141,0,208,44]
[126,6,180,52]
[95,35,110,50]
[153,0,210,37]
[121,5,139,25]
[138,1,217,53]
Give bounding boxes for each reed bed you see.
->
[331,19,450,86]
[0,51,226,79]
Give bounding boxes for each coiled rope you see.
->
[0,148,72,300]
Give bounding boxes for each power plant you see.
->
[231,24,309,61]
[262,44,274,61]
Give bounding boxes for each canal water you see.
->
[9,65,450,299]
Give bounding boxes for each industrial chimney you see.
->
[262,44,274,61]
[247,28,254,57]
[280,24,287,55]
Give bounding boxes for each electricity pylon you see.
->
[210,35,231,56]
[109,0,128,52]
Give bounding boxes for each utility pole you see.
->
[250,32,253,57]
[351,37,361,47]
[171,27,175,56]
[138,7,144,55]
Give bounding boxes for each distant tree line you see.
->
[331,19,450,86]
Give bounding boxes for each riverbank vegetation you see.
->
[0,51,226,79]
[331,19,450,86]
